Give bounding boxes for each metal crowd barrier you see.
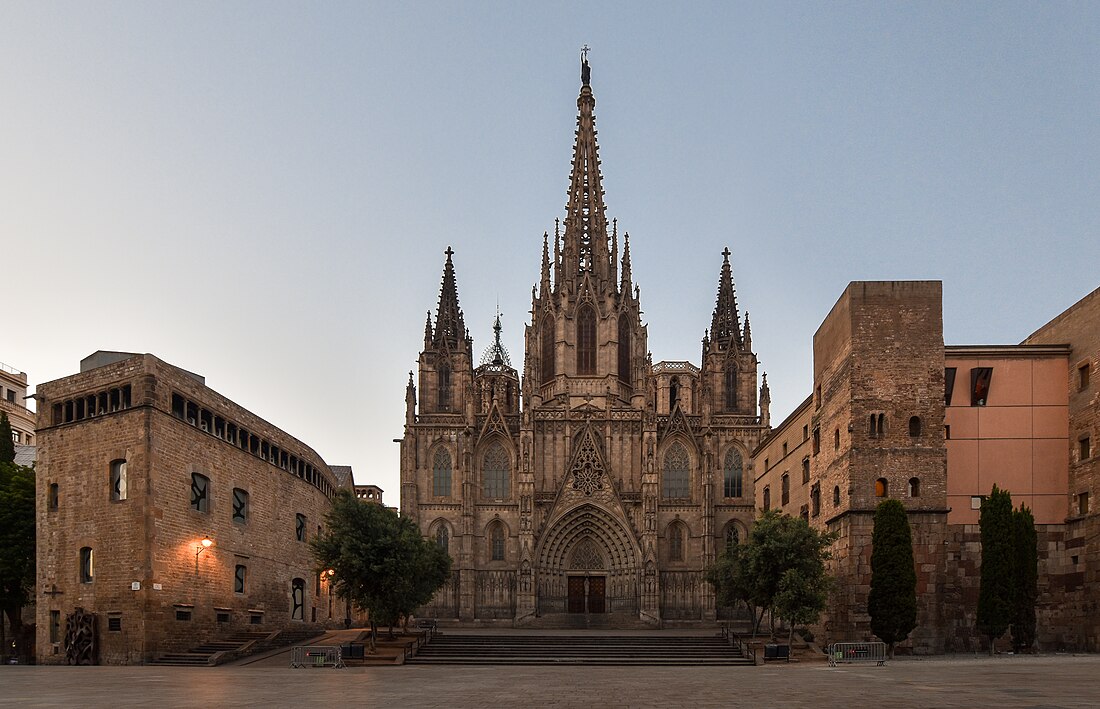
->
[290,645,346,669]
[828,641,887,667]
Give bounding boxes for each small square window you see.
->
[216,611,231,624]
[250,613,264,625]
[107,616,122,632]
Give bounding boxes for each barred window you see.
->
[190,473,210,513]
[662,442,690,499]
[232,488,249,523]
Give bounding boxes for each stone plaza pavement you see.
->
[2,654,1099,708]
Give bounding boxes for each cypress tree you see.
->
[1011,504,1038,651]
[977,484,1015,653]
[0,413,14,464]
[868,498,917,657]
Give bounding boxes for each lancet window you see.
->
[482,442,510,499]
[662,442,690,499]
[577,305,596,375]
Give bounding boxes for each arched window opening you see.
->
[662,442,690,499]
[438,362,451,412]
[802,458,810,484]
[834,428,840,450]
[909,416,922,437]
[482,442,510,499]
[435,524,449,554]
[577,305,596,375]
[618,315,631,384]
[875,477,888,498]
[833,485,841,507]
[490,523,505,561]
[724,524,740,548]
[110,459,127,501]
[290,578,305,621]
[724,367,738,411]
[79,547,93,583]
[668,523,684,562]
[723,448,743,498]
[433,448,452,497]
[669,376,681,411]
[781,474,790,505]
[541,316,555,384]
[908,477,920,497]
[763,486,771,510]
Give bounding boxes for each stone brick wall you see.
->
[36,354,341,665]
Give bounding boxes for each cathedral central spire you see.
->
[561,50,612,285]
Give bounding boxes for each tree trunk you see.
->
[787,621,794,647]
[368,621,377,654]
[888,641,895,660]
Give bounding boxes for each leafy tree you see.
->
[707,510,836,639]
[868,499,917,657]
[0,412,14,464]
[977,484,1015,653]
[1011,504,1038,652]
[0,460,35,660]
[311,491,451,649]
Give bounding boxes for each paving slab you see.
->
[2,654,1097,708]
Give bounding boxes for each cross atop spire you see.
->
[710,247,743,351]
[432,246,468,351]
[561,53,611,286]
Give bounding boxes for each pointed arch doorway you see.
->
[567,536,606,614]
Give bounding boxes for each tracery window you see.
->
[433,448,452,497]
[577,305,596,375]
[724,367,737,411]
[618,315,631,383]
[662,442,690,499]
[482,442,510,499]
[723,448,743,498]
[725,524,740,548]
[668,522,685,562]
[490,523,505,561]
[435,524,449,554]
[541,316,555,384]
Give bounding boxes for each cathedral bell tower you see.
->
[523,54,648,411]
[700,247,760,422]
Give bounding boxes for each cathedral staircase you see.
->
[407,633,755,666]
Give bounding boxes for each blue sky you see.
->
[3,2,1098,497]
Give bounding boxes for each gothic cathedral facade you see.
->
[400,60,771,625]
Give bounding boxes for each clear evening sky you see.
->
[3,2,1098,498]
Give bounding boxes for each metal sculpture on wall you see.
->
[64,607,98,665]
